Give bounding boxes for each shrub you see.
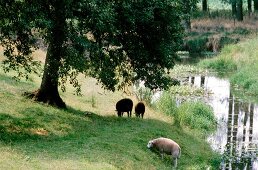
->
[177,101,217,132]
[199,57,237,73]
[156,91,217,132]
[187,37,208,53]
[134,86,153,106]
[156,91,178,117]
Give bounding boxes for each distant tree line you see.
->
[201,0,258,21]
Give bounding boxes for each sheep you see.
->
[147,137,181,168]
[116,98,133,117]
[135,102,145,118]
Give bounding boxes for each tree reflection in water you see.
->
[186,76,258,170]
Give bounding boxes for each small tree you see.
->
[0,0,184,108]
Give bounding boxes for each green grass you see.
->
[177,101,216,132]
[199,37,258,96]
[155,91,217,133]
[0,54,220,169]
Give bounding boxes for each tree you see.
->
[202,0,208,12]
[0,0,184,108]
[236,0,243,21]
[181,0,199,32]
[232,0,237,17]
[254,0,258,11]
[248,0,252,16]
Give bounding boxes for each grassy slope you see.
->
[199,37,258,96]
[0,52,219,169]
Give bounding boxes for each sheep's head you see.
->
[147,140,154,148]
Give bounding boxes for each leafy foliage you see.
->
[0,0,185,94]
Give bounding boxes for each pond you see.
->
[186,75,258,170]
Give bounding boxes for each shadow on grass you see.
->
[0,105,220,169]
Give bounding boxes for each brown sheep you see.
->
[135,102,145,118]
[115,98,133,117]
[147,137,181,168]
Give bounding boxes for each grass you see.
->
[155,90,217,133]
[198,37,258,96]
[0,51,220,169]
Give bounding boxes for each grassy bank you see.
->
[199,37,258,96]
[0,61,220,169]
[156,91,217,134]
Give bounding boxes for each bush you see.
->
[177,101,217,132]
[156,91,217,132]
[187,37,208,53]
[199,57,237,73]
[134,85,153,106]
[156,91,178,117]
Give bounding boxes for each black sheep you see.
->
[135,102,145,118]
[116,98,133,117]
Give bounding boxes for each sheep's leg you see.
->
[160,150,164,160]
[118,112,121,117]
[173,157,177,168]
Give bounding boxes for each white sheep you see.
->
[147,137,181,168]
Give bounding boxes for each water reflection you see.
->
[187,76,258,170]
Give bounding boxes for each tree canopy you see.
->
[0,0,184,108]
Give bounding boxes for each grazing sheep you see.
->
[116,98,133,117]
[135,102,145,118]
[147,137,181,168]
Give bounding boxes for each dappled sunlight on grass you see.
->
[0,48,219,169]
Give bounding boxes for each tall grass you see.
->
[177,101,216,132]
[155,90,217,133]
[199,37,258,95]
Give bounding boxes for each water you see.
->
[187,75,258,170]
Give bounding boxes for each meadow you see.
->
[0,48,220,169]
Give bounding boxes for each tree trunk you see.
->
[34,45,66,108]
[254,0,258,11]
[236,0,243,21]
[202,0,208,12]
[232,0,237,17]
[248,0,252,16]
[30,1,66,108]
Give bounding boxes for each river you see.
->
[187,75,258,170]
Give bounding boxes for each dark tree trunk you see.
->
[28,1,66,108]
[254,0,258,11]
[202,0,208,12]
[232,0,237,17]
[236,0,243,21]
[34,45,66,108]
[248,0,252,16]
